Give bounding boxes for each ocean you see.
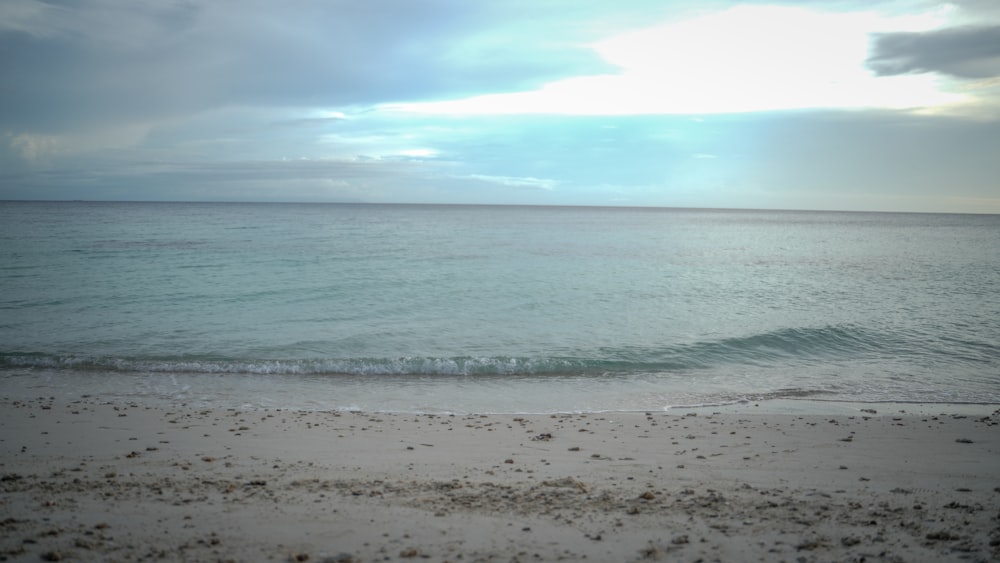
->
[1,201,998,413]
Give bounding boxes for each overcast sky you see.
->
[2,0,999,212]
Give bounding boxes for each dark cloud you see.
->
[867,25,1000,78]
[0,0,614,133]
[0,155,443,201]
[739,110,1000,200]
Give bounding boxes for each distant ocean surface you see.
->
[2,201,998,413]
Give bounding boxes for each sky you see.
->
[2,0,1000,212]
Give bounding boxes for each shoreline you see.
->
[671,398,1000,417]
[3,368,999,416]
[2,396,998,562]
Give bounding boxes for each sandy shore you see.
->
[1,397,998,562]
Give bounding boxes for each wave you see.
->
[4,323,979,378]
[615,324,896,368]
[5,353,584,377]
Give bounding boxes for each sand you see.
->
[1,397,998,562]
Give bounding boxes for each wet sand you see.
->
[1,397,998,562]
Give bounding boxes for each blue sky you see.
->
[2,0,999,212]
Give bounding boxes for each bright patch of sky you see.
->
[389,5,967,116]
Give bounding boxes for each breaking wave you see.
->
[5,324,990,378]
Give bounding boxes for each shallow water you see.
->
[2,202,998,412]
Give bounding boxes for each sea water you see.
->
[2,201,998,413]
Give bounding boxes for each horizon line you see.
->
[2,199,998,217]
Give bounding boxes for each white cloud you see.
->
[460,174,557,190]
[397,148,440,158]
[7,133,59,162]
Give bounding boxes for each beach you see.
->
[1,397,998,562]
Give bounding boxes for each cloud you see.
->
[460,174,557,190]
[868,25,1000,78]
[3,1,1000,213]
[0,0,612,134]
[0,156,446,201]
[7,132,59,163]
[4,108,1000,212]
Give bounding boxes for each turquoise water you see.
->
[2,201,998,412]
